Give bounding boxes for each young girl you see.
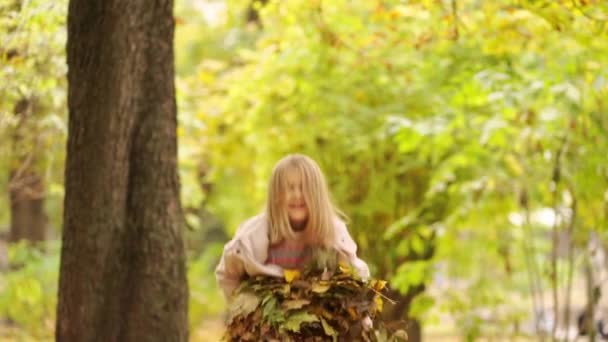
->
[215,154,370,299]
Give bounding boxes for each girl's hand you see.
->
[362,315,373,331]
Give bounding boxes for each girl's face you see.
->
[284,168,309,225]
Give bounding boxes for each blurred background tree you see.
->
[1,0,608,341]
[1,0,67,244]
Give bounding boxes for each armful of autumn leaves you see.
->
[224,248,408,341]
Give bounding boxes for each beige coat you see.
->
[215,214,370,299]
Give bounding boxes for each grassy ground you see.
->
[193,318,225,342]
[193,322,597,342]
[190,317,547,342]
[0,318,596,341]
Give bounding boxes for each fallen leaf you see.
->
[374,294,384,313]
[312,281,331,293]
[284,269,301,283]
[226,262,403,340]
[372,280,387,291]
[321,317,338,336]
[281,311,319,333]
[291,279,311,289]
[338,261,352,274]
[262,296,286,324]
[282,299,311,310]
[373,327,387,342]
[241,331,256,341]
[226,292,260,324]
[393,329,408,340]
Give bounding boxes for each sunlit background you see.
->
[1,0,608,340]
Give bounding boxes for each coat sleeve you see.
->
[216,215,283,300]
[335,220,370,281]
[215,237,246,300]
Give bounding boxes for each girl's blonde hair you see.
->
[265,154,343,247]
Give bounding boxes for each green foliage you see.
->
[0,240,226,338]
[176,0,608,338]
[0,241,60,339]
[0,0,68,232]
[187,242,226,328]
[391,261,432,295]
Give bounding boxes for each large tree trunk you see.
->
[56,1,188,341]
[9,98,47,243]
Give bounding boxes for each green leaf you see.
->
[410,234,425,255]
[409,294,436,318]
[374,326,388,342]
[311,281,331,293]
[262,296,285,324]
[282,299,310,310]
[320,317,338,339]
[390,261,430,293]
[384,210,420,239]
[226,292,260,324]
[281,311,319,333]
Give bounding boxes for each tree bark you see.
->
[56,1,188,341]
[385,285,425,342]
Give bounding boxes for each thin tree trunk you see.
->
[9,170,46,243]
[9,98,46,243]
[550,142,565,341]
[0,232,8,271]
[520,188,546,340]
[584,249,597,342]
[56,1,188,341]
[562,194,576,342]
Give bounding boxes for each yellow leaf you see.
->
[318,308,333,320]
[283,269,300,283]
[338,261,351,274]
[372,280,387,291]
[281,284,291,295]
[311,281,331,293]
[374,294,384,313]
[347,307,358,320]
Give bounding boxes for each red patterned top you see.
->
[266,236,310,269]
